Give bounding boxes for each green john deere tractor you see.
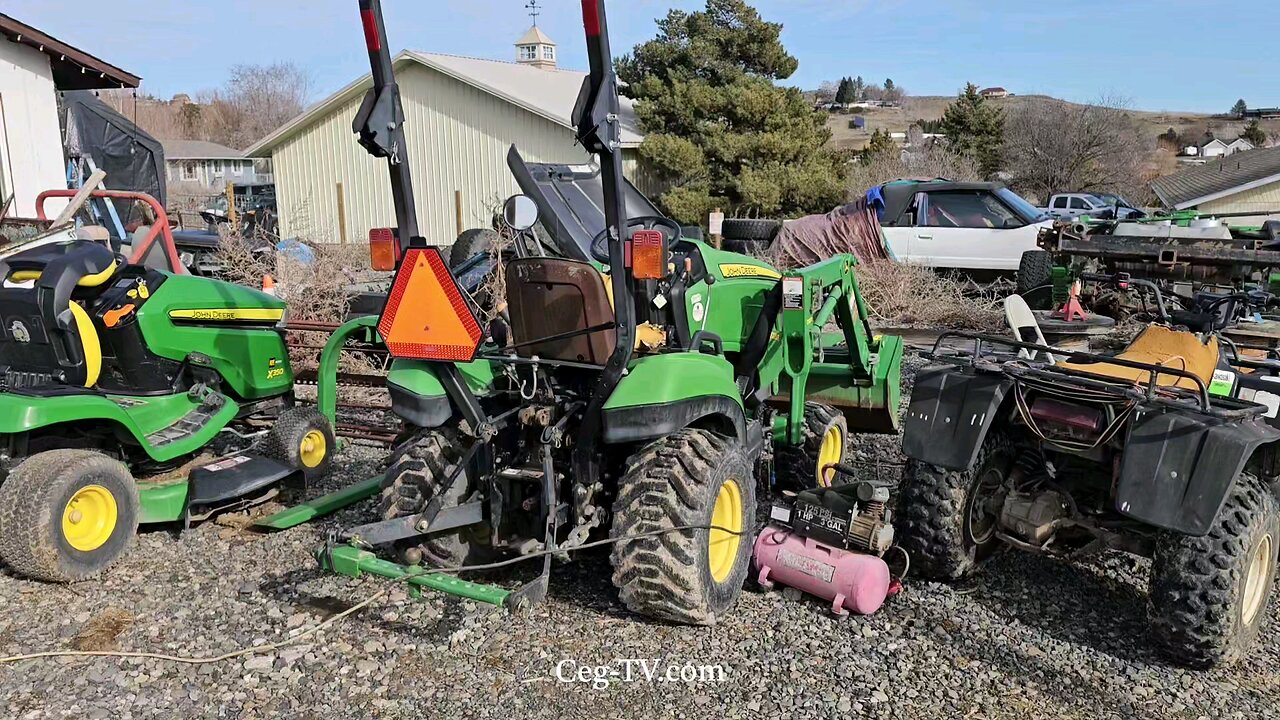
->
[0,215,333,582]
[272,0,900,623]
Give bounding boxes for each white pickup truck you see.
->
[1040,192,1143,221]
[874,181,1053,270]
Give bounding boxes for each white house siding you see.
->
[1198,180,1280,226]
[270,63,593,245]
[0,41,66,218]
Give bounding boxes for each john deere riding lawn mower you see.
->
[0,216,333,582]
[897,274,1280,667]
[281,0,901,623]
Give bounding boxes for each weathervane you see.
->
[525,0,540,26]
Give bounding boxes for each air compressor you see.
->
[752,480,903,616]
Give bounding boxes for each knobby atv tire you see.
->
[896,434,1011,580]
[1016,250,1054,297]
[378,426,491,567]
[449,228,499,268]
[775,402,848,490]
[0,450,139,582]
[260,407,336,479]
[610,429,755,625]
[1149,473,1280,668]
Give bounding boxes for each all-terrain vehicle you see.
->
[897,274,1280,667]
[0,193,332,582]
[280,0,902,623]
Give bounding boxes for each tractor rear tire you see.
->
[261,407,336,479]
[449,228,499,268]
[0,450,139,582]
[1149,473,1280,668]
[378,426,492,567]
[775,402,849,490]
[610,429,755,625]
[895,434,1011,580]
[1016,250,1054,297]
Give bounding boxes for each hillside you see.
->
[825,94,1278,151]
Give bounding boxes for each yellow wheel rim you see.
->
[708,478,744,583]
[816,424,843,487]
[61,485,118,552]
[299,430,327,469]
[1242,532,1273,626]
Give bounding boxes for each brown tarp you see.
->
[772,195,890,268]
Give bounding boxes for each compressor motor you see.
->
[752,481,901,616]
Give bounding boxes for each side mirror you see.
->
[502,194,539,231]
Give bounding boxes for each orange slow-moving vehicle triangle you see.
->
[377,247,482,361]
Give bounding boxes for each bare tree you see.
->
[847,143,981,196]
[201,62,313,149]
[1002,95,1152,202]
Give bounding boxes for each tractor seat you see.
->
[0,240,120,389]
[505,256,615,364]
[1055,324,1218,391]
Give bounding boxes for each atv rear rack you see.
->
[923,331,1233,415]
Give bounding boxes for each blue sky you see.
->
[7,0,1276,114]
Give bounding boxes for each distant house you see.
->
[0,13,139,217]
[1198,137,1254,159]
[161,139,267,193]
[979,87,1008,98]
[1151,145,1280,224]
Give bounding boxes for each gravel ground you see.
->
[2,357,1279,719]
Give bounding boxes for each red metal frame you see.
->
[34,189,187,275]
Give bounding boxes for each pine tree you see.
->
[938,83,1004,176]
[617,0,846,222]
[852,75,865,102]
[1241,119,1268,147]
[864,128,897,158]
[835,77,853,106]
[1231,98,1248,118]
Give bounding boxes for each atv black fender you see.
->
[1117,406,1280,536]
[901,365,1013,470]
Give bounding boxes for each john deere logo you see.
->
[9,320,29,343]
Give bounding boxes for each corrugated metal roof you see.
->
[246,51,642,156]
[1151,145,1280,209]
[161,139,245,160]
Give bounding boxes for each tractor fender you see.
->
[901,365,1012,470]
[602,352,746,444]
[386,358,498,428]
[1116,407,1280,536]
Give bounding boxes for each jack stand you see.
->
[1051,279,1088,322]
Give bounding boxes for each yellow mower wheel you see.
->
[261,407,336,478]
[0,450,138,582]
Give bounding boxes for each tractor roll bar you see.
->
[34,188,185,275]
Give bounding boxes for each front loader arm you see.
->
[778,254,900,442]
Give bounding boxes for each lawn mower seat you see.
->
[0,240,119,389]
[504,256,615,364]
[1055,324,1218,392]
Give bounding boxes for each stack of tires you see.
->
[721,218,781,257]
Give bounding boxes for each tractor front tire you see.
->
[775,402,849,490]
[1016,250,1054,297]
[261,407,336,479]
[1149,473,1280,668]
[0,450,139,582]
[378,427,491,567]
[610,429,756,625]
[895,435,1011,580]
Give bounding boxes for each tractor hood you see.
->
[506,145,664,262]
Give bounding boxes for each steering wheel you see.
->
[589,215,685,265]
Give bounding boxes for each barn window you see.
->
[542,45,554,61]
[181,162,198,181]
[518,45,536,61]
